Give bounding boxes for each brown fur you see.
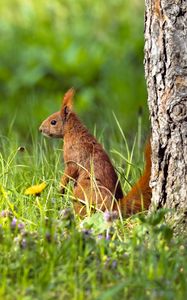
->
[39,88,152,217]
[39,88,123,216]
[116,140,152,216]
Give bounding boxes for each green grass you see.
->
[0,131,187,300]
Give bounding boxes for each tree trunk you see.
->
[144,0,187,231]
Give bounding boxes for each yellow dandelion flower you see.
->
[24,182,47,196]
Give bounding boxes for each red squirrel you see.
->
[39,88,151,217]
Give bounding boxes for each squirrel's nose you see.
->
[39,126,42,132]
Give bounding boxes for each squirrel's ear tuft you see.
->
[61,88,75,111]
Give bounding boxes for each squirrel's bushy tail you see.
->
[118,140,152,216]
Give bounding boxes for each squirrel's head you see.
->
[39,88,74,138]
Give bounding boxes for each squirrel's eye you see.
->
[51,120,57,125]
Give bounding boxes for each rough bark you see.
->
[144,0,187,231]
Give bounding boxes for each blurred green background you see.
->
[0,0,149,143]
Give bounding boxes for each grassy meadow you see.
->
[0,1,187,299]
[0,135,187,300]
